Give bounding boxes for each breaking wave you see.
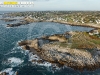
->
[2,57,24,67]
[0,68,17,75]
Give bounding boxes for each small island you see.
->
[18,29,100,71]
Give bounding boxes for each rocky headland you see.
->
[18,30,100,71]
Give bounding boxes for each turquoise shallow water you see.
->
[0,13,100,75]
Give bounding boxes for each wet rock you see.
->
[19,32,100,71]
[15,71,18,75]
[7,21,30,27]
[0,72,6,75]
[18,40,32,46]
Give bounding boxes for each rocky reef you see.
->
[18,31,100,71]
[6,16,34,27]
[7,21,30,27]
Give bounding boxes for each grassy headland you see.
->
[18,29,100,71]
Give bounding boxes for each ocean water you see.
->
[0,12,100,75]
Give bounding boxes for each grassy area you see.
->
[91,40,100,44]
[71,32,100,49]
[52,41,68,48]
[52,31,100,52]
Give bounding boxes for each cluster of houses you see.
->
[89,29,99,35]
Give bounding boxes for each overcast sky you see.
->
[0,0,100,11]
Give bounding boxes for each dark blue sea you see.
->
[0,11,100,75]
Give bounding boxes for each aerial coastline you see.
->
[18,30,100,71]
[1,11,100,72]
[1,11,100,29]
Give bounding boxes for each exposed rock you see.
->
[3,72,6,75]
[6,16,35,27]
[19,32,100,71]
[29,39,39,50]
[48,36,67,42]
[0,72,6,75]
[7,21,30,27]
[18,40,32,46]
[15,71,18,75]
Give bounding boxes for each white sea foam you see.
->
[4,57,24,67]
[4,51,18,55]
[36,62,52,67]
[17,46,22,49]
[23,49,62,72]
[28,52,56,68]
[24,50,29,55]
[5,42,25,56]
[28,52,40,61]
[0,68,16,75]
[17,39,23,44]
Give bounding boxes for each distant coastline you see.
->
[5,19,100,29]
[1,11,100,29]
[51,20,100,29]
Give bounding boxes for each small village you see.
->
[3,11,100,28]
[89,29,100,38]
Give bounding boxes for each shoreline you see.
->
[5,19,100,29]
[51,20,100,29]
[18,32,100,71]
[2,11,100,29]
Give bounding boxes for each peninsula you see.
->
[19,29,100,71]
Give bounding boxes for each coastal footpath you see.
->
[19,30,100,71]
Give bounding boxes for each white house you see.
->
[89,29,99,35]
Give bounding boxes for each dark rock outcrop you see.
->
[7,21,30,27]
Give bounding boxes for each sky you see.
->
[0,0,100,11]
